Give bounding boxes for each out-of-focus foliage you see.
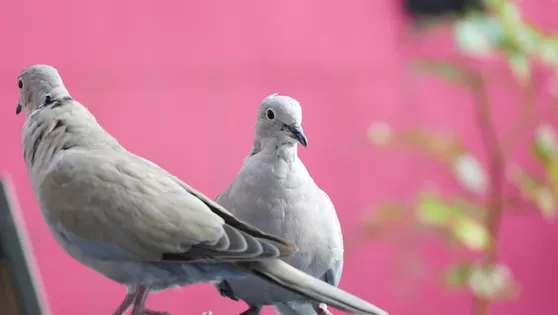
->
[505,122,558,220]
[454,0,558,84]
[366,0,557,312]
[444,261,519,301]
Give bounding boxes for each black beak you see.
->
[16,104,22,115]
[286,124,308,147]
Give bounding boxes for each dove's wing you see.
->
[39,148,296,263]
[172,174,298,254]
[323,258,344,287]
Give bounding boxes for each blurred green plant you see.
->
[366,1,558,314]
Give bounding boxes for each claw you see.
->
[314,303,333,315]
[129,285,170,315]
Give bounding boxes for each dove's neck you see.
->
[27,86,71,114]
[22,101,121,173]
[253,137,299,163]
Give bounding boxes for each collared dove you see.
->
[15,65,389,315]
[215,94,346,315]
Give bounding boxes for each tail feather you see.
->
[239,260,389,315]
[274,302,315,315]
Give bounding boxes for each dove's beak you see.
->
[16,104,22,115]
[285,124,308,147]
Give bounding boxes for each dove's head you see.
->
[255,93,307,147]
[16,64,70,116]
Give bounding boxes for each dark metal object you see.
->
[0,176,51,315]
[402,0,484,19]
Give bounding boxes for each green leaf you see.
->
[512,167,539,193]
[451,215,490,251]
[444,262,472,288]
[513,24,542,55]
[498,1,522,25]
[534,187,556,219]
[538,38,558,68]
[507,53,530,84]
[416,194,456,226]
[533,123,558,165]
[548,162,558,183]
[483,0,505,9]
[532,141,552,166]
[507,165,556,219]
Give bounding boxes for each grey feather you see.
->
[215,94,385,315]
[17,66,387,315]
[274,260,344,315]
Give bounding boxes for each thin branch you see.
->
[403,57,540,314]
[502,76,536,154]
[469,72,507,315]
[499,197,541,217]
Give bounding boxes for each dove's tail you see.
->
[274,302,316,315]
[239,260,388,315]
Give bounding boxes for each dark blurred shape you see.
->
[402,0,484,19]
[0,177,50,315]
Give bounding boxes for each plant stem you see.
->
[503,77,536,153]
[407,58,537,314]
[470,73,506,315]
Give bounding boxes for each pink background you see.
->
[1,1,557,315]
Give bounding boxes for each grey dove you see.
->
[15,65,389,315]
[215,94,345,315]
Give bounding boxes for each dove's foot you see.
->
[239,305,262,315]
[112,290,137,315]
[129,285,170,315]
[313,303,333,315]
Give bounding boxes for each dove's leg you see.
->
[112,287,138,315]
[130,285,170,315]
[239,305,262,315]
[313,303,333,315]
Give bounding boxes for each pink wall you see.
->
[1,1,557,315]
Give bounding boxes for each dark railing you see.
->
[0,177,50,315]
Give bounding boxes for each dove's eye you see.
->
[266,109,275,120]
[18,80,23,89]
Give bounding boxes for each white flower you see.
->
[453,154,488,194]
[454,15,501,58]
[468,263,512,300]
[535,123,558,155]
[368,122,392,146]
